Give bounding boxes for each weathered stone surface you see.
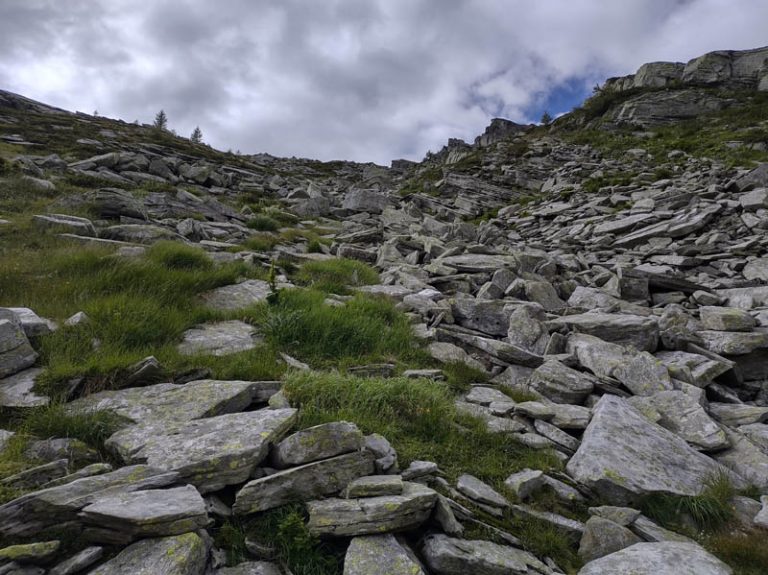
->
[0,540,60,563]
[0,307,55,338]
[177,321,260,356]
[0,368,48,408]
[33,213,96,237]
[566,395,738,504]
[421,534,549,575]
[504,469,544,500]
[306,482,437,537]
[700,306,755,332]
[233,451,374,515]
[697,330,768,355]
[343,534,425,575]
[654,351,732,387]
[271,421,364,468]
[713,428,768,490]
[79,485,208,543]
[343,475,403,499]
[1,459,69,490]
[456,474,508,508]
[506,304,549,354]
[708,403,768,426]
[116,408,297,493]
[342,189,390,214]
[628,390,728,451]
[0,465,178,537]
[0,319,38,379]
[88,533,207,575]
[529,360,595,404]
[49,546,104,575]
[550,313,659,352]
[201,280,272,311]
[577,541,732,575]
[451,295,511,337]
[579,516,642,562]
[215,562,282,575]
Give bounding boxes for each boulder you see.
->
[566,395,739,504]
[177,321,261,356]
[0,368,49,408]
[201,280,272,311]
[577,541,732,575]
[270,421,364,468]
[699,306,755,332]
[88,532,207,575]
[421,534,550,575]
[578,516,642,562]
[343,534,425,575]
[0,319,38,379]
[529,360,595,404]
[215,563,282,575]
[342,189,389,214]
[232,451,374,515]
[550,313,659,352]
[306,482,437,537]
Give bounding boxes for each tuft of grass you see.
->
[215,506,344,574]
[146,241,212,270]
[294,258,378,294]
[705,529,768,575]
[640,472,736,534]
[20,404,124,455]
[282,371,562,484]
[249,289,418,366]
[306,239,323,254]
[242,233,280,252]
[247,214,280,232]
[442,361,489,393]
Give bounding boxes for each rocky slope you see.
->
[1,45,768,574]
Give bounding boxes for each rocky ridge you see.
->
[1,45,768,574]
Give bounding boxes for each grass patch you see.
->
[18,404,124,455]
[282,371,562,484]
[294,258,378,294]
[442,361,489,393]
[214,505,344,574]
[247,214,280,232]
[705,529,768,575]
[147,241,212,270]
[640,472,736,534]
[249,289,418,366]
[242,233,280,252]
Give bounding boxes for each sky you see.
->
[0,1,767,165]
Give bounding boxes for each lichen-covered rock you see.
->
[566,395,739,504]
[49,546,104,575]
[88,532,207,575]
[578,516,642,562]
[421,534,550,575]
[343,475,403,499]
[233,451,374,515]
[577,541,732,575]
[177,321,261,356]
[79,485,208,544]
[215,562,282,575]
[550,313,659,352]
[271,421,364,468]
[529,360,595,404]
[0,540,60,563]
[0,319,38,379]
[201,280,272,311]
[343,534,425,575]
[700,306,755,332]
[306,482,437,537]
[0,368,48,408]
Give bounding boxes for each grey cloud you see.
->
[1,0,767,163]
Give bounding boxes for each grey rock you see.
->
[550,313,659,352]
[579,516,642,562]
[421,534,550,575]
[464,386,510,406]
[577,541,732,575]
[233,451,374,515]
[739,188,768,210]
[700,306,755,332]
[401,460,438,480]
[177,321,261,356]
[743,258,768,282]
[81,188,147,220]
[697,330,768,355]
[0,540,60,563]
[49,546,104,575]
[504,469,544,500]
[101,224,179,244]
[201,280,272,311]
[709,403,768,426]
[451,295,511,337]
[271,421,364,468]
[342,189,389,214]
[506,304,549,355]
[0,319,38,379]
[343,534,425,575]
[1,459,70,490]
[88,532,207,575]
[115,408,297,493]
[364,433,398,474]
[529,360,595,404]
[713,428,768,490]
[566,395,739,504]
[343,475,403,498]
[589,506,641,526]
[306,482,437,537]
[0,308,55,338]
[654,351,732,387]
[0,368,48,408]
[32,214,96,237]
[456,474,508,508]
[79,485,208,544]
[216,562,282,575]
[428,342,485,372]
[754,496,768,528]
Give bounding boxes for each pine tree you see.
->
[190,126,203,144]
[153,109,168,131]
[540,111,553,125]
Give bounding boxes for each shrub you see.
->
[294,258,378,294]
[247,215,280,232]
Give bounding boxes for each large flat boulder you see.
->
[88,532,207,575]
[343,534,425,575]
[114,408,297,493]
[577,541,732,575]
[566,395,739,504]
[79,485,208,544]
[232,451,374,515]
[421,534,550,575]
[0,367,49,408]
[306,482,437,537]
[201,280,272,311]
[550,313,659,352]
[270,421,364,468]
[177,320,261,356]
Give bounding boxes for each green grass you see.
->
[241,233,281,252]
[282,371,562,484]
[247,214,280,232]
[640,472,737,534]
[441,361,489,393]
[705,530,768,575]
[294,258,379,294]
[214,505,344,574]
[248,289,418,367]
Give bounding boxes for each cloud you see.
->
[0,0,766,163]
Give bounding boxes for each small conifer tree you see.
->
[190,126,203,144]
[153,109,168,131]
